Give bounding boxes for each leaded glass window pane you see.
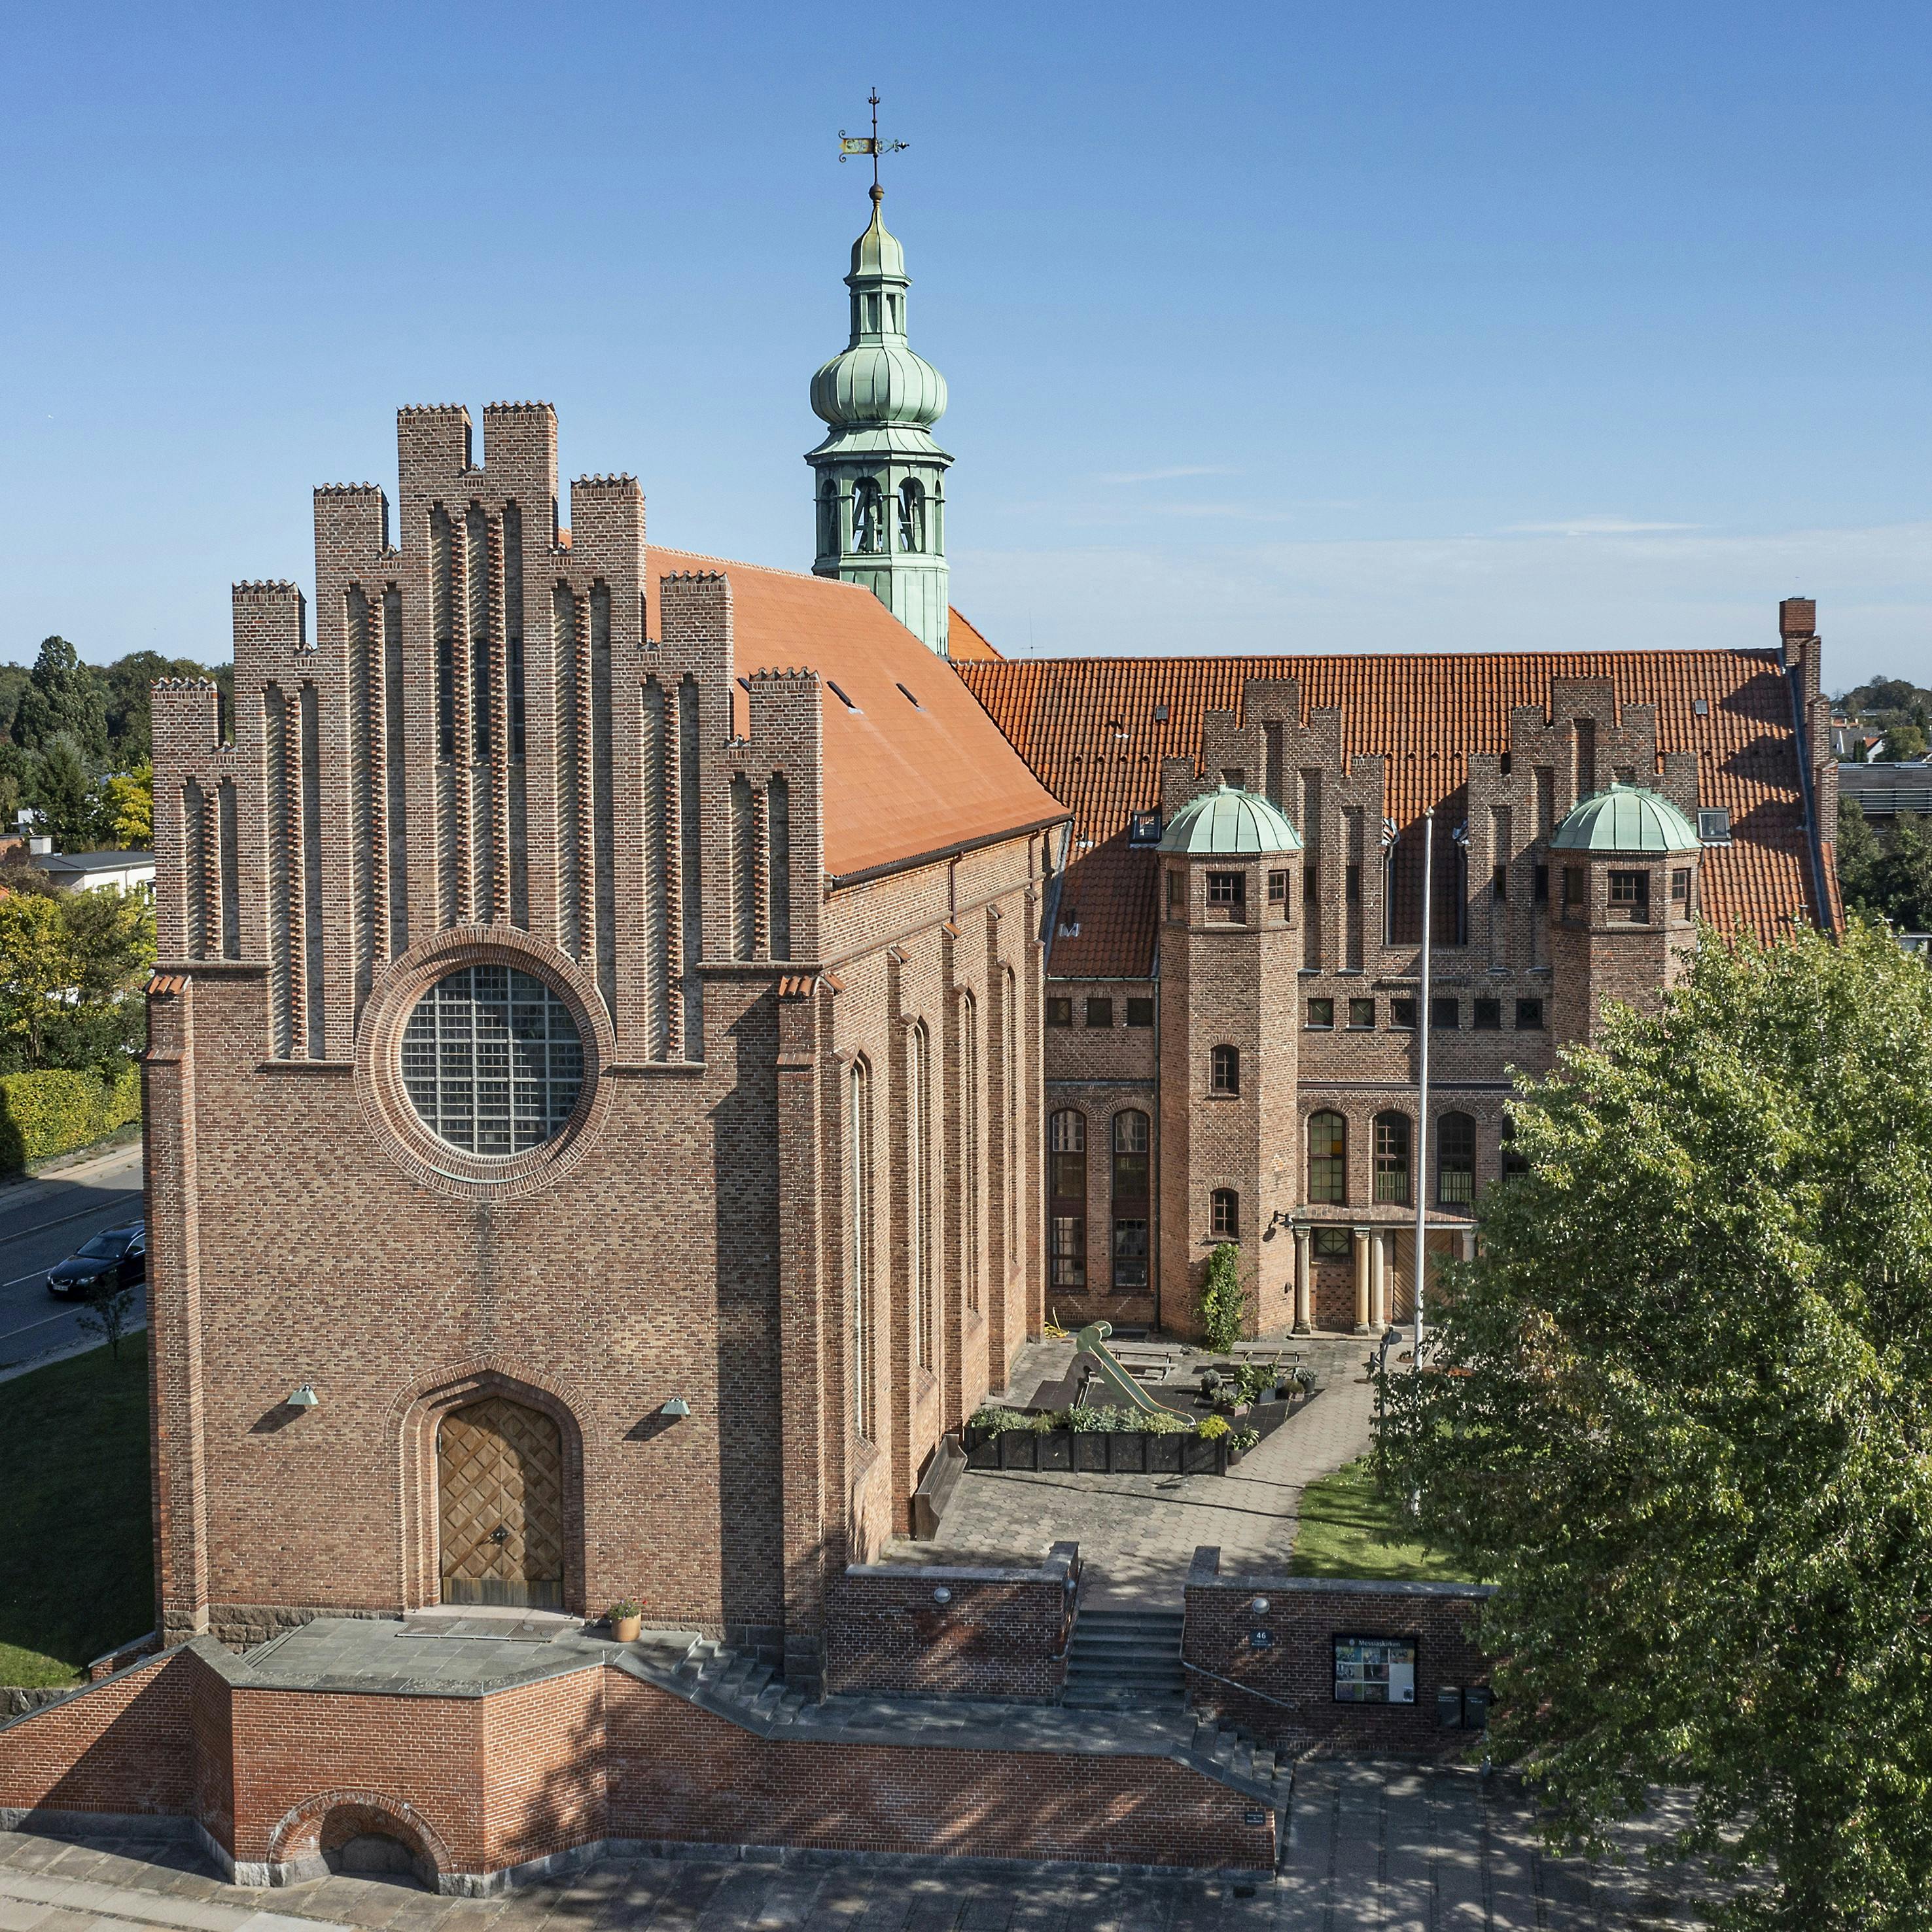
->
[402,966,584,1155]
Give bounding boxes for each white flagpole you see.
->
[1414,811,1433,1363]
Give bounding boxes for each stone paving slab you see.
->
[0,1766,1717,1929]
[890,1337,1379,1604]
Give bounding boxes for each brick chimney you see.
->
[1780,596,1817,640]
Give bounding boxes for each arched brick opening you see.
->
[267,1789,454,1890]
[395,1363,588,1615]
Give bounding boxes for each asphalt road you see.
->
[0,1138,145,1373]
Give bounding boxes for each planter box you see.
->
[963,1424,1228,1476]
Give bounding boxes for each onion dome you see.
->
[809,188,949,440]
[1158,784,1303,856]
[1550,782,1701,854]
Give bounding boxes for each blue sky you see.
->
[3,1,1926,689]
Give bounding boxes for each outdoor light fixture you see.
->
[287,1382,319,1409]
[1250,1596,1271,1617]
[932,1587,952,1606]
[659,1397,691,1418]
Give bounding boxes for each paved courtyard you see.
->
[883,1336,1380,1604]
[0,1766,1711,1931]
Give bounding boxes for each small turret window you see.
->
[864,294,881,332]
[852,479,885,554]
[817,480,839,559]
[898,480,926,553]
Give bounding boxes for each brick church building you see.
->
[1,180,1838,1888]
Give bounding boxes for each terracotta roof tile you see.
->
[945,608,1004,661]
[644,552,1064,885]
[959,649,1827,977]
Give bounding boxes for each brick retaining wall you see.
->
[1183,1546,1492,1755]
[0,1633,1271,1886]
[825,1544,1078,1700]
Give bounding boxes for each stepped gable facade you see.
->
[957,606,1840,1337]
[145,398,1066,1682]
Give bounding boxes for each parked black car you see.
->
[46,1221,146,1299]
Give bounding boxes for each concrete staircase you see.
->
[670,1638,813,1725]
[1062,1604,1187,1710]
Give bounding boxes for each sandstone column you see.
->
[1352,1226,1372,1333]
[1292,1224,1312,1334]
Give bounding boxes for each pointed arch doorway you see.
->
[436,1397,565,1609]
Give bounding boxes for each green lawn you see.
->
[1290,1453,1475,1583]
[0,1334,154,1686]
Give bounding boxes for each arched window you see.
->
[960,992,981,1312]
[1049,1110,1086,1290]
[1501,1117,1530,1181]
[1373,1110,1411,1206]
[1437,1112,1476,1206]
[817,479,839,558]
[1211,1044,1240,1095]
[1211,1188,1239,1239]
[1307,1110,1346,1205]
[909,1025,932,1369]
[847,1059,874,1438]
[1112,1110,1150,1291]
[898,479,926,553]
[852,478,885,554]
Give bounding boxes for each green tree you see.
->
[0,894,83,1068]
[1837,804,1932,933]
[0,886,152,1073]
[24,737,101,852]
[100,763,151,849]
[1198,1242,1246,1352]
[12,639,107,765]
[1379,920,1932,1931]
[1884,722,1927,761]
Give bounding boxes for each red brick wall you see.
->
[825,1553,1076,1700]
[0,1650,195,1820]
[603,1671,1272,1872]
[1184,1557,1491,1753]
[0,1646,1272,1880]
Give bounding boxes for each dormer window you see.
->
[1698,809,1732,845]
[1127,812,1162,847]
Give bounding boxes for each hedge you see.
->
[0,1064,141,1173]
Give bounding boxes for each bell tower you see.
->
[806,116,953,656]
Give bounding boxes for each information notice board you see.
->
[1332,1634,1417,1704]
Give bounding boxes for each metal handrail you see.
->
[1180,1657,1302,1713]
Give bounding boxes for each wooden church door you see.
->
[436,1397,565,1609]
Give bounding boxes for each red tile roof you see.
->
[958,649,1833,977]
[945,608,1004,661]
[644,551,1064,886]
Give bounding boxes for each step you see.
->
[1063,1684,1188,1709]
[1068,1630,1182,1655]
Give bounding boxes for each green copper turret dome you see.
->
[1159,784,1303,857]
[809,190,949,438]
[1550,782,1701,854]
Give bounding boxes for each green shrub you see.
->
[969,1407,1033,1436]
[1141,1409,1191,1435]
[1197,1414,1231,1441]
[0,1062,140,1172]
[1231,1427,1261,1454]
[1199,1242,1246,1352]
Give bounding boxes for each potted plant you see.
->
[607,1600,642,1643]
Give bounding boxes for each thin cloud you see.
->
[1503,516,1700,536]
[1096,465,1234,485]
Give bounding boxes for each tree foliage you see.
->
[1377,920,1932,1929]
[13,639,108,764]
[0,888,152,1073]
[1836,799,1932,932]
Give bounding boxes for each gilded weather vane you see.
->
[839,88,909,194]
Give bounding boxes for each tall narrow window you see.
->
[1307,1110,1346,1205]
[1373,1111,1412,1206]
[852,478,885,554]
[848,1059,874,1439]
[909,1025,933,1368]
[1211,1189,1239,1239]
[1112,1110,1150,1290]
[767,774,792,961]
[1210,1044,1240,1095]
[961,993,981,1312]
[1501,1117,1530,1180]
[1049,1110,1087,1290]
[898,479,926,553]
[1437,1112,1477,1206]
[817,480,839,558]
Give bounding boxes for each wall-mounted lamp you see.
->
[659,1397,691,1419]
[1250,1596,1271,1617]
[287,1382,319,1409]
[932,1587,952,1606]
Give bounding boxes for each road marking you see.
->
[0,1193,143,1249]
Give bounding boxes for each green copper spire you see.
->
[806,179,953,656]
